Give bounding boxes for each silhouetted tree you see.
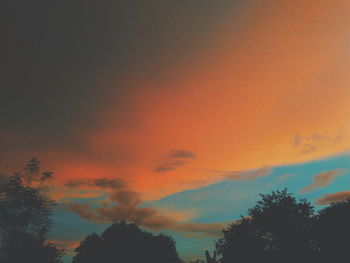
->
[0,232,62,263]
[215,216,266,263]
[314,198,350,262]
[0,158,62,263]
[73,221,182,263]
[216,189,316,263]
[71,233,102,263]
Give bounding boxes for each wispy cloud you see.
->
[216,166,272,181]
[300,169,344,193]
[47,240,80,254]
[154,150,197,173]
[154,161,186,173]
[293,132,344,154]
[64,177,126,190]
[315,191,350,205]
[168,150,197,159]
[65,179,225,238]
[66,201,224,237]
[55,177,127,201]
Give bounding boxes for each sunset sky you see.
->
[2,0,350,261]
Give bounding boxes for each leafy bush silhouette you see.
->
[73,221,182,263]
[0,158,62,263]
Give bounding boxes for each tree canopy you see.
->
[73,221,182,263]
[314,199,350,262]
[0,158,62,263]
[3,159,350,263]
[216,189,317,263]
[215,189,350,263]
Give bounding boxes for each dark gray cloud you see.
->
[154,161,186,173]
[0,0,247,156]
[66,186,225,237]
[154,149,197,173]
[63,180,87,188]
[65,202,97,222]
[94,178,127,189]
[154,165,176,173]
[110,190,142,206]
[153,150,197,173]
[64,177,126,190]
[64,173,226,236]
[168,150,197,159]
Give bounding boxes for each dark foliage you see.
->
[73,221,182,263]
[216,189,317,263]
[0,158,62,263]
[190,251,217,263]
[314,199,350,262]
[0,232,62,263]
[4,158,350,263]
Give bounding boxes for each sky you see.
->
[2,0,350,262]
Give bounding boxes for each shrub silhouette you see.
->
[73,221,182,263]
[0,158,62,263]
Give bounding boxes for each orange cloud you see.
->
[294,133,345,155]
[65,181,225,237]
[300,169,344,193]
[315,191,350,205]
[216,166,272,181]
[47,240,80,254]
[66,199,225,238]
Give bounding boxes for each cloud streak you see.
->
[216,166,272,181]
[300,169,344,193]
[64,178,126,190]
[65,181,224,237]
[154,161,186,173]
[67,199,225,237]
[315,191,350,205]
[293,133,344,155]
[154,150,197,173]
[168,150,197,159]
